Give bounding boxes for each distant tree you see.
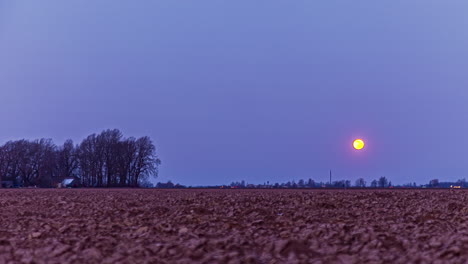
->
[378,176,388,188]
[0,146,5,187]
[156,181,175,188]
[127,136,160,187]
[307,178,315,188]
[344,180,351,188]
[355,178,366,188]
[370,180,378,188]
[291,181,298,189]
[0,141,22,186]
[457,178,467,188]
[0,129,160,188]
[56,140,78,180]
[167,181,175,188]
[298,179,305,188]
[15,139,56,187]
[139,177,154,188]
[97,129,123,187]
[333,180,345,188]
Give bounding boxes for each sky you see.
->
[1,1,468,186]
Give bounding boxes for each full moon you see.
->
[353,139,365,150]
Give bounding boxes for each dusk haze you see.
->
[2,1,468,186]
[2,1,468,263]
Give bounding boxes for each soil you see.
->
[0,189,466,263]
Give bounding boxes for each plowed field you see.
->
[0,189,465,263]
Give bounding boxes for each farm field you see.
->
[0,189,467,263]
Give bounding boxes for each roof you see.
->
[62,179,74,185]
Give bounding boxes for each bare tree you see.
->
[97,129,123,187]
[11,139,57,187]
[429,179,439,188]
[131,136,161,187]
[116,138,137,186]
[77,136,94,187]
[78,134,105,187]
[0,145,6,187]
[35,139,57,187]
[298,179,305,188]
[344,180,351,188]
[0,129,160,188]
[307,178,315,188]
[355,178,366,188]
[378,176,388,188]
[3,141,21,186]
[56,140,78,180]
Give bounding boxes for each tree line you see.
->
[156,178,468,189]
[0,129,160,188]
[225,177,394,189]
[154,178,394,189]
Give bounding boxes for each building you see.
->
[57,178,80,188]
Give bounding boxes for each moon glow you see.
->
[353,139,365,150]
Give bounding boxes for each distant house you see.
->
[57,178,80,188]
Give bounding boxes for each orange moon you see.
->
[353,139,365,150]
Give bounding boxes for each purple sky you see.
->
[1,1,468,186]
